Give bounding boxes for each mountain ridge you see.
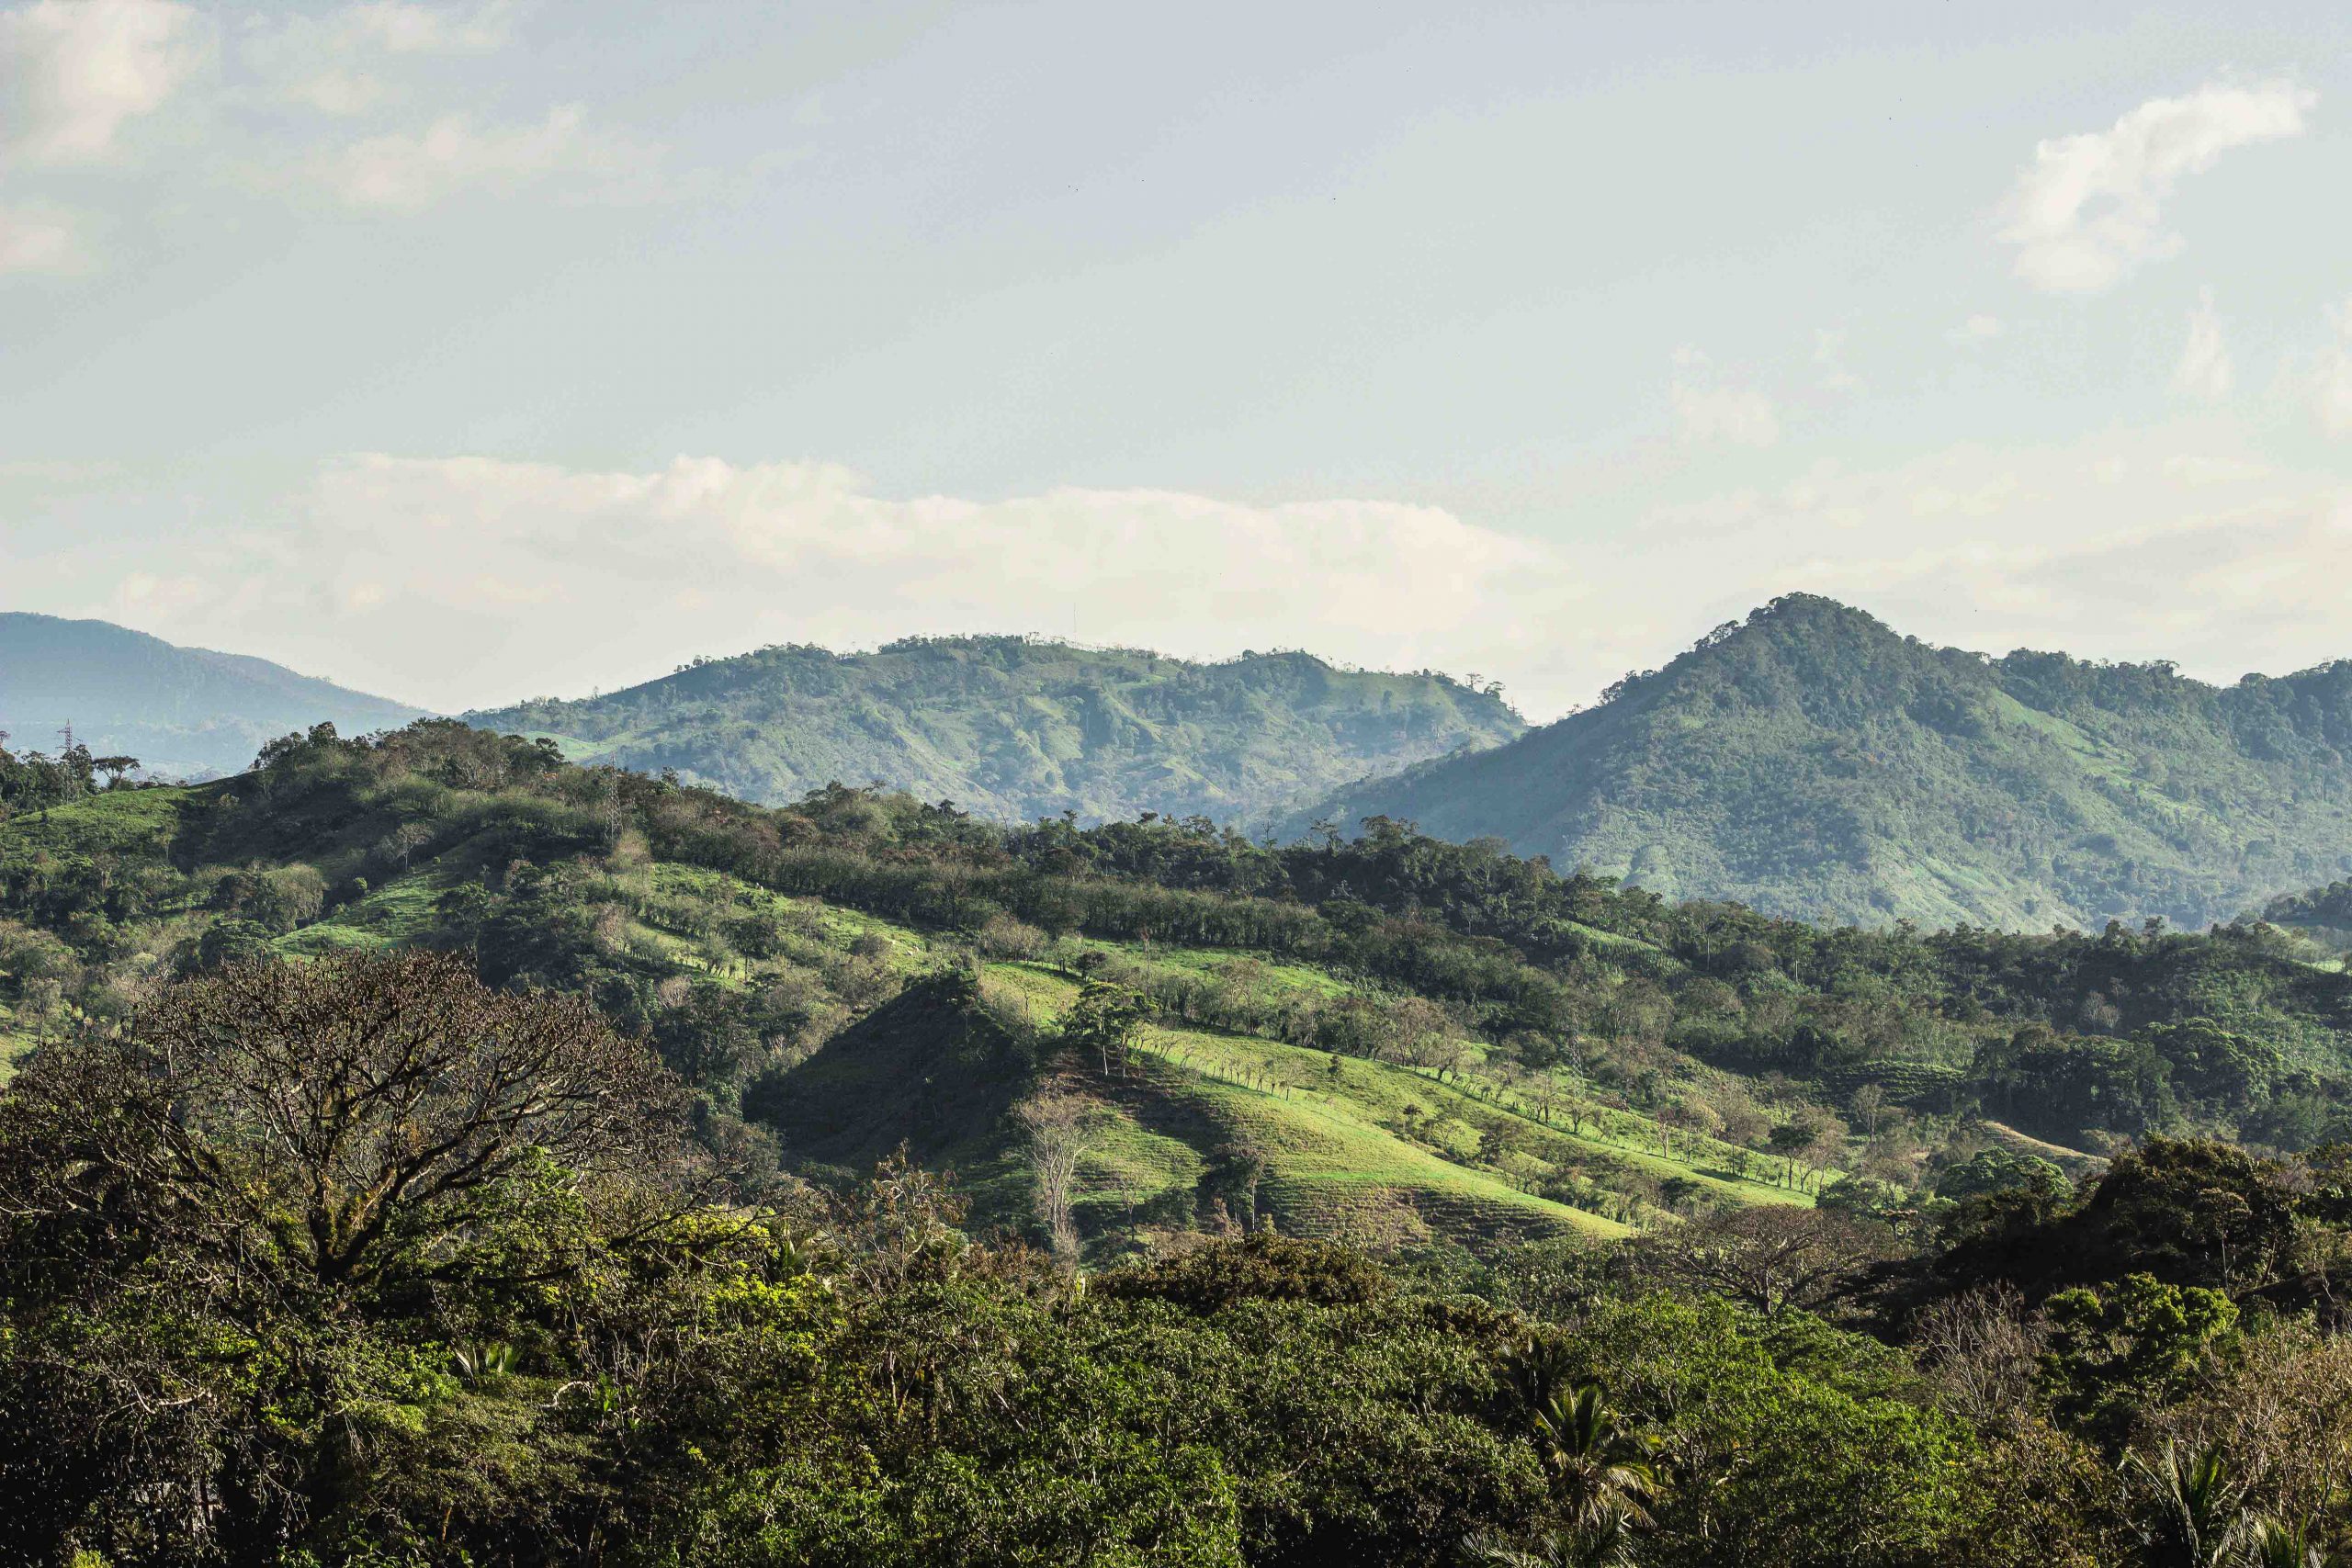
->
[470,633,1527,827]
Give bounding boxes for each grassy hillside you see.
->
[1295,594,2352,930]
[0,761,1783,1257]
[0,612,425,779]
[471,634,1523,828]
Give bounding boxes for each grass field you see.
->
[0,1003,31,1084]
[276,869,458,956]
[983,961,1814,1249]
[0,785,199,858]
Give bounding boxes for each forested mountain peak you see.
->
[0,613,426,781]
[1293,595,2352,931]
[469,633,1525,827]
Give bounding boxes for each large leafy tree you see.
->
[0,953,691,1562]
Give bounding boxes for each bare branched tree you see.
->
[1641,1206,1890,1318]
[1013,1087,1100,1260]
[0,950,684,1292]
[1912,1282,2045,1435]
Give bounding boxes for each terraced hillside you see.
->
[276,862,1804,1250]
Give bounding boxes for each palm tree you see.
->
[2120,1439,2254,1568]
[2248,1516,2339,1568]
[1492,1343,1660,1565]
[1529,1382,1661,1532]
[1464,1522,1637,1568]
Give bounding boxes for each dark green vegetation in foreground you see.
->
[1295,594,2352,931]
[0,613,426,780]
[13,950,2352,1565]
[471,634,1526,827]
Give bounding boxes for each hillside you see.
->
[14,720,2352,1262]
[470,635,1523,827]
[0,613,426,779]
[0,732,1832,1255]
[1294,594,2352,930]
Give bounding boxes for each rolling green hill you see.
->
[1294,594,2352,930]
[470,635,1523,827]
[1,729,1815,1258]
[0,613,426,779]
[17,719,2352,1266]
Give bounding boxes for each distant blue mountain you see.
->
[0,613,428,779]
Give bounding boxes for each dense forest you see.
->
[470,635,1525,828]
[1295,594,2352,931]
[9,720,2352,1563]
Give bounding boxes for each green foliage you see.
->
[2043,1276,2239,1440]
[1091,1232,1394,1313]
[1935,1148,2072,1204]
[13,711,2352,1280]
[22,937,2352,1562]
[2264,879,2352,951]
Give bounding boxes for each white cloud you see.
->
[301,438,2352,716]
[281,68,390,116]
[341,1,518,55]
[1672,381,1781,447]
[2000,80,2314,294]
[1812,328,1861,393]
[211,454,1568,709]
[0,199,76,272]
[1647,425,2352,692]
[2171,287,2232,401]
[1945,314,2004,347]
[18,427,2352,723]
[316,105,652,208]
[1667,348,1781,446]
[243,1,518,116]
[0,0,198,164]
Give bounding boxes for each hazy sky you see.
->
[5,0,2350,716]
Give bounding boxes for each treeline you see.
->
[0,732,141,815]
[2267,879,2352,949]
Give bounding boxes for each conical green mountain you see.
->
[1295,595,2352,930]
[471,635,1524,826]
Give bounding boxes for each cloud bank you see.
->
[10,434,2345,721]
[2171,288,2232,402]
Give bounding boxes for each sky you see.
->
[3,0,2350,718]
